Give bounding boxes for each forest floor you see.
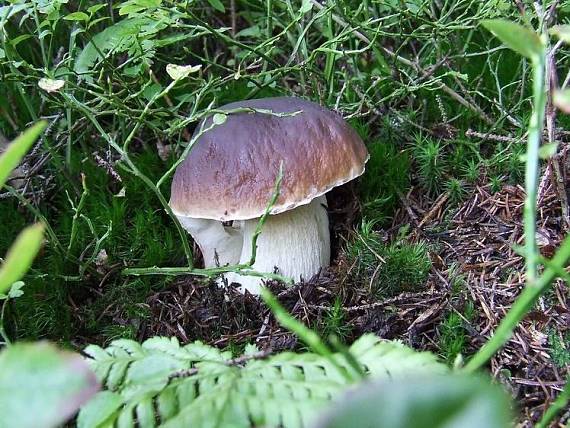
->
[132,167,570,426]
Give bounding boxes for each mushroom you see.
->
[169,97,368,294]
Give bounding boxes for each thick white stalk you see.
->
[176,216,243,267]
[223,196,330,294]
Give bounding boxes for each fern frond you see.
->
[78,334,446,428]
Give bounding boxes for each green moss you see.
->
[5,148,184,342]
[438,301,475,364]
[346,221,432,297]
[548,329,570,368]
[359,142,410,223]
[445,178,466,205]
[314,297,352,342]
[412,135,447,195]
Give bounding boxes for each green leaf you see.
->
[7,281,25,299]
[0,121,47,188]
[77,391,123,428]
[0,342,99,428]
[300,0,313,14]
[313,375,512,428]
[74,18,159,76]
[213,113,227,125]
[119,0,162,15]
[550,25,570,44]
[9,34,33,48]
[206,0,225,12]
[481,19,543,60]
[64,11,89,21]
[553,89,570,114]
[0,223,45,295]
[0,4,29,23]
[79,334,446,427]
[87,4,106,14]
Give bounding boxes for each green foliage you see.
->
[548,329,570,368]
[3,149,180,341]
[0,342,99,428]
[0,223,44,295]
[78,334,446,427]
[490,175,503,193]
[314,375,513,428]
[445,178,466,205]
[346,222,432,297]
[413,136,447,195]
[0,122,46,187]
[315,298,352,343]
[360,141,410,222]
[75,17,159,77]
[0,122,46,344]
[438,302,475,364]
[481,20,544,60]
[462,159,481,183]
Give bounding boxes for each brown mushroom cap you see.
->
[170,97,369,221]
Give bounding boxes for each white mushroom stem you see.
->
[222,195,330,294]
[176,216,243,267]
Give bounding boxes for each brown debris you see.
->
[140,170,569,427]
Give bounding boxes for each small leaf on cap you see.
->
[213,113,227,125]
[166,64,201,81]
[38,78,65,93]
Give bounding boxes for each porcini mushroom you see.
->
[169,97,368,294]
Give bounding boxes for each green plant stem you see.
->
[464,235,570,372]
[535,378,570,428]
[524,53,547,284]
[0,300,10,345]
[248,163,283,265]
[61,92,194,265]
[122,264,292,283]
[261,288,358,383]
[67,174,89,254]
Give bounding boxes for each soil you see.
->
[138,178,570,427]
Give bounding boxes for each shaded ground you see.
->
[139,171,569,427]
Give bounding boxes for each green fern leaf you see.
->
[79,334,446,428]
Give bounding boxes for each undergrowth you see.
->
[345,222,432,297]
